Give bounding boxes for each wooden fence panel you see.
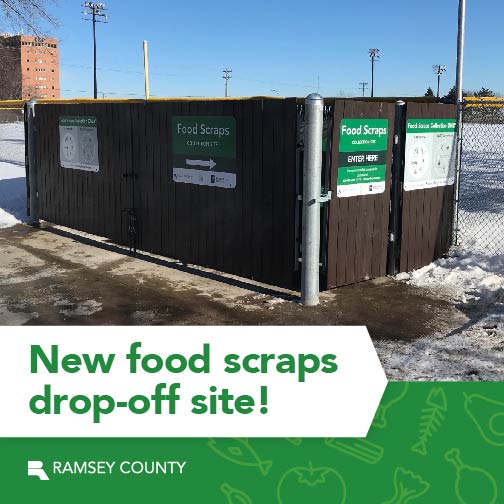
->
[399,103,456,272]
[35,99,299,290]
[136,98,298,289]
[326,100,395,288]
[36,103,133,245]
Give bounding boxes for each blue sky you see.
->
[28,1,504,98]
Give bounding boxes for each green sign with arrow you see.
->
[172,116,236,189]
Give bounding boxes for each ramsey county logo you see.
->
[28,461,49,480]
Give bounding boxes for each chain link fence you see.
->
[457,98,504,255]
[0,100,24,124]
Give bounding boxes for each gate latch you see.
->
[319,190,332,203]
[297,190,333,203]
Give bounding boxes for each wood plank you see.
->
[251,99,264,281]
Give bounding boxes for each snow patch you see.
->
[0,123,27,227]
[396,250,504,304]
[0,208,20,228]
[0,266,65,286]
[59,299,103,317]
[0,299,38,325]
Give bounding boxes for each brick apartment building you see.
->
[0,34,60,100]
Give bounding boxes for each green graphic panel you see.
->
[406,118,456,134]
[1,382,503,503]
[337,165,386,186]
[59,116,97,128]
[172,116,236,158]
[339,118,388,152]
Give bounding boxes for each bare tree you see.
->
[0,0,58,34]
[0,38,21,99]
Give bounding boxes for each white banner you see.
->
[0,326,386,437]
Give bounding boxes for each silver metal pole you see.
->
[301,93,324,306]
[27,99,39,226]
[143,40,150,100]
[453,0,466,246]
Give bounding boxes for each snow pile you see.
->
[376,323,503,381]
[396,250,504,304]
[0,122,27,228]
[386,249,504,380]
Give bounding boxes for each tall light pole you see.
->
[369,48,380,98]
[453,0,466,247]
[432,64,446,98]
[82,2,108,99]
[222,68,232,97]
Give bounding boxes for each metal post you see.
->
[453,0,466,246]
[93,7,97,99]
[301,93,324,306]
[27,99,39,226]
[387,100,406,275]
[371,57,375,98]
[143,40,150,100]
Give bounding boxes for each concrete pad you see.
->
[0,224,466,339]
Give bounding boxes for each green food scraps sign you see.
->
[404,118,456,191]
[172,116,237,189]
[337,118,388,197]
[59,116,99,173]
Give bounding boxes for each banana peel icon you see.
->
[464,393,504,447]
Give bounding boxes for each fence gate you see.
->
[399,102,456,272]
[458,98,504,254]
[36,102,135,247]
[34,98,300,290]
[326,100,395,288]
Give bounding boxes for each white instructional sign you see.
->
[59,116,99,172]
[404,118,456,191]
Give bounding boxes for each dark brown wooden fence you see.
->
[35,98,299,289]
[37,102,133,245]
[326,100,396,288]
[399,102,456,272]
[33,97,457,292]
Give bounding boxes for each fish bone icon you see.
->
[208,438,272,476]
